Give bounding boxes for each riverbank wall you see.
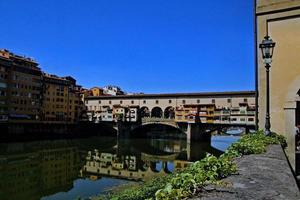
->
[0,122,117,142]
[189,145,300,200]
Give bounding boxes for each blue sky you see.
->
[0,0,254,93]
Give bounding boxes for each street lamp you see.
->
[259,35,276,135]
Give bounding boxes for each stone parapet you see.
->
[190,145,300,200]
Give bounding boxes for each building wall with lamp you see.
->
[256,0,300,171]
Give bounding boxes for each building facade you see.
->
[0,49,42,122]
[90,87,104,96]
[103,85,125,96]
[85,91,255,124]
[256,0,300,170]
[41,73,84,123]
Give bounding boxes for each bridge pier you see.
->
[186,123,211,144]
[245,126,249,134]
[117,121,138,138]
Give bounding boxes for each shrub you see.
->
[224,130,286,157]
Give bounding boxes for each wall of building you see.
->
[42,74,84,123]
[0,49,42,122]
[256,0,300,170]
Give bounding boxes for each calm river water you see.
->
[0,133,239,200]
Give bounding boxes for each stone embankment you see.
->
[190,145,300,200]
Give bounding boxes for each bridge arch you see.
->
[140,106,150,118]
[164,106,175,119]
[151,107,163,118]
[130,123,186,140]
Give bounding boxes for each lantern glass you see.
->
[259,36,275,64]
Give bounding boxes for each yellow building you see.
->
[175,104,201,123]
[41,73,84,123]
[256,0,300,171]
[90,87,104,96]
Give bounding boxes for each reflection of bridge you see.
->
[81,136,225,182]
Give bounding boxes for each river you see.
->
[0,132,239,200]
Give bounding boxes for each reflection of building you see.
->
[256,0,300,172]
[0,153,41,200]
[41,73,84,122]
[39,147,81,195]
[0,49,42,122]
[82,150,172,181]
[0,144,82,200]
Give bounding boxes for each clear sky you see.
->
[0,0,254,94]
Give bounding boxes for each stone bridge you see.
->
[111,117,255,144]
[141,117,179,128]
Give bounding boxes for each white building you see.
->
[103,85,125,96]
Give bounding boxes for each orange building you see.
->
[41,73,84,123]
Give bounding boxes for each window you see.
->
[0,82,7,88]
[156,100,159,104]
[109,100,112,104]
[248,118,254,121]
[197,99,200,104]
[212,99,215,104]
[98,100,101,104]
[169,100,172,104]
[182,100,186,104]
[227,99,231,103]
[244,98,248,103]
[120,100,123,104]
[143,100,146,104]
[131,100,134,104]
[240,118,246,122]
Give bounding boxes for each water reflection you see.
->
[0,135,237,200]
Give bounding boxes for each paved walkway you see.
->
[190,145,300,200]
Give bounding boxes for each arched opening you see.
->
[164,106,175,119]
[151,107,163,118]
[140,106,150,118]
[130,123,186,139]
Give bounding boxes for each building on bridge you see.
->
[85,91,255,125]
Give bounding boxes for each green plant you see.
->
[224,130,286,157]
[154,154,237,200]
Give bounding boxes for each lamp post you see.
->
[259,35,276,135]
